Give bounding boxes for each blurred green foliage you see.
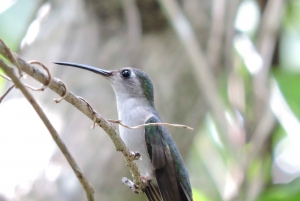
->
[258,178,300,201]
[284,0,300,31]
[274,71,300,119]
[0,0,39,51]
[0,0,41,94]
[193,188,211,201]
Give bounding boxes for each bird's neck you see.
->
[115,96,155,125]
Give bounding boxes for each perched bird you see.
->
[54,62,193,201]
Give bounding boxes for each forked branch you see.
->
[0,39,145,199]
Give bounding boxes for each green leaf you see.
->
[273,70,300,120]
[193,188,211,201]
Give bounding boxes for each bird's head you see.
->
[54,62,155,107]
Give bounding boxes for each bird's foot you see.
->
[140,174,151,184]
[129,151,142,161]
[122,175,150,194]
[122,177,140,194]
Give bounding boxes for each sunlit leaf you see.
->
[193,188,211,201]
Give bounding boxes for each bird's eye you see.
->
[121,69,131,79]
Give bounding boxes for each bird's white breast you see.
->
[117,98,155,179]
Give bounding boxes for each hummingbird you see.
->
[54,62,193,201]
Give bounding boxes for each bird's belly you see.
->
[120,126,155,180]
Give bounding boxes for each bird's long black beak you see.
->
[54,62,113,77]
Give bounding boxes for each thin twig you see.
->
[28,60,52,91]
[0,84,14,103]
[207,0,225,73]
[0,73,15,103]
[0,40,146,194]
[0,71,51,92]
[77,96,98,129]
[0,59,95,201]
[107,119,194,130]
[0,73,12,81]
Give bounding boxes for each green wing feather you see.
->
[145,116,193,201]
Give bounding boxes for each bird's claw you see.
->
[122,177,140,194]
[129,151,142,161]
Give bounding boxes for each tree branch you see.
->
[207,0,226,73]
[250,0,284,157]
[0,39,146,196]
[253,0,285,125]
[0,58,96,201]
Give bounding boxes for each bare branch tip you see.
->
[0,85,14,103]
[91,115,97,129]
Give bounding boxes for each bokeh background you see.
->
[0,0,300,200]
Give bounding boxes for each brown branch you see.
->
[28,60,52,91]
[248,106,276,163]
[53,79,68,103]
[256,0,285,81]
[250,0,284,156]
[223,0,241,71]
[207,0,225,73]
[0,59,95,201]
[253,0,285,125]
[0,40,146,195]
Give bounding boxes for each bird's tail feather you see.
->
[145,183,162,201]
